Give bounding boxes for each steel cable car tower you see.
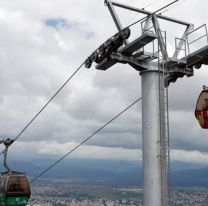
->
[84,1,208,205]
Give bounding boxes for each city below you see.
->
[8,157,208,205]
[27,181,208,206]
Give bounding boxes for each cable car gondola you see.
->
[0,139,31,206]
[195,86,208,128]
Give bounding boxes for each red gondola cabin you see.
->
[195,88,208,128]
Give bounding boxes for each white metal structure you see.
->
[84,1,208,205]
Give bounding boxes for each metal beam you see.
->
[142,16,153,33]
[111,1,192,26]
[172,24,193,59]
[105,0,128,46]
[120,32,157,55]
[186,45,208,66]
[152,15,168,59]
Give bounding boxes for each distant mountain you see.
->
[7,156,142,186]
[170,160,207,172]
[3,155,208,187]
[171,166,208,187]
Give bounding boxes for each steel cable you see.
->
[117,0,180,29]
[12,62,84,144]
[143,0,160,9]
[160,0,186,15]
[30,97,142,184]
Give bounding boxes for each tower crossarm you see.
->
[164,66,194,87]
[94,52,146,71]
[186,45,208,69]
[85,29,157,71]
[165,41,208,86]
[111,1,192,26]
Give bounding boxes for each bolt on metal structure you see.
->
[84,1,208,206]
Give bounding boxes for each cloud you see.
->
[10,140,142,161]
[171,149,208,163]
[9,140,208,164]
[0,0,207,163]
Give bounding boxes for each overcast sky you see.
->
[0,0,208,164]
